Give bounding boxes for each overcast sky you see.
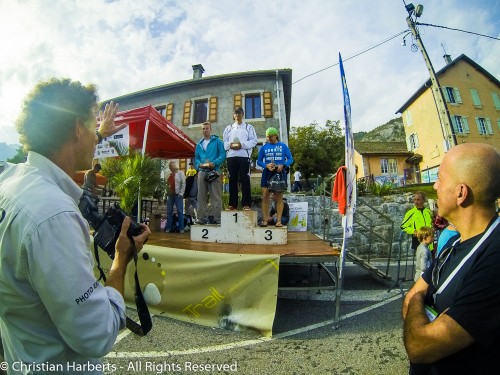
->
[0,0,499,145]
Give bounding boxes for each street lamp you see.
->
[403,2,457,150]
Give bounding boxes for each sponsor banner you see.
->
[94,127,130,159]
[94,244,279,337]
[288,202,308,232]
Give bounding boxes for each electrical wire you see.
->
[416,22,500,41]
[292,30,410,85]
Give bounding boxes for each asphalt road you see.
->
[102,262,412,375]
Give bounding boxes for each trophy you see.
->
[230,137,240,149]
[200,158,211,169]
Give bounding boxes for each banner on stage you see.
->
[288,202,308,232]
[94,244,280,337]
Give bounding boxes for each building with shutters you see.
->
[104,65,293,166]
[353,142,416,186]
[396,54,500,183]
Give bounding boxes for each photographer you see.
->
[0,78,150,373]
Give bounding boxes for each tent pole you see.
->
[137,119,150,223]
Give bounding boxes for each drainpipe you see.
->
[275,70,283,142]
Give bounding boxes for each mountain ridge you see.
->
[354,117,405,143]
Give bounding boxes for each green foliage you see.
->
[288,120,344,183]
[7,146,27,164]
[395,184,437,200]
[101,151,163,213]
[369,182,395,196]
[357,179,367,196]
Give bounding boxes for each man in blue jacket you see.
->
[194,122,226,225]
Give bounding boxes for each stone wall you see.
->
[285,193,430,258]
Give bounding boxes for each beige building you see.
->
[354,142,416,185]
[396,54,500,183]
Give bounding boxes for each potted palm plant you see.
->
[101,151,163,218]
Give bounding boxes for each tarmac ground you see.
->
[0,261,412,375]
[102,261,413,375]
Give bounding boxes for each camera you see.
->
[79,190,142,259]
[205,170,219,183]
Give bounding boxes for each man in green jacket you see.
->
[401,191,434,250]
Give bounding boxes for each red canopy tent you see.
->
[112,105,196,158]
[102,105,196,221]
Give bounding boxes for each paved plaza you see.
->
[102,262,411,375]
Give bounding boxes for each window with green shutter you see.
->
[470,89,482,108]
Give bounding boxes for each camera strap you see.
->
[94,236,153,336]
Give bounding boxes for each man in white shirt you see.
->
[222,107,257,211]
[292,169,302,192]
[0,78,150,374]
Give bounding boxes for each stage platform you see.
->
[147,229,341,290]
[148,230,340,258]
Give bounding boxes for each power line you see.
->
[292,30,409,85]
[416,22,500,41]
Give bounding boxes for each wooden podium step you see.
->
[190,210,287,245]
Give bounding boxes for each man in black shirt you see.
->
[402,143,500,374]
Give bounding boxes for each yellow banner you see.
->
[94,244,280,337]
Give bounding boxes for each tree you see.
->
[7,146,27,164]
[101,151,163,214]
[288,120,344,185]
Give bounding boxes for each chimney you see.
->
[443,54,452,65]
[192,64,205,79]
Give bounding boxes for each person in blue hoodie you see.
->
[194,122,226,224]
[257,127,293,227]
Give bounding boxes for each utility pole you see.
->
[404,3,457,150]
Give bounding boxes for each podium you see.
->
[190,210,287,245]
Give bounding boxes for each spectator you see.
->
[401,191,434,251]
[223,107,257,211]
[267,195,290,226]
[413,226,434,282]
[222,172,229,194]
[184,169,198,222]
[194,121,226,224]
[165,161,186,233]
[0,78,150,372]
[292,169,302,192]
[436,223,459,256]
[402,143,500,374]
[186,162,197,177]
[82,162,103,196]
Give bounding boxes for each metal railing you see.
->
[312,175,399,281]
[388,231,415,293]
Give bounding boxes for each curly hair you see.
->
[16,78,98,157]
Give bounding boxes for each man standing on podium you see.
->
[223,107,257,211]
[195,121,226,225]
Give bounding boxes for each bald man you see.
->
[402,143,500,374]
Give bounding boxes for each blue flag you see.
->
[339,53,356,238]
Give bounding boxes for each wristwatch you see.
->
[95,130,103,144]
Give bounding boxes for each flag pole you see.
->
[334,53,357,326]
